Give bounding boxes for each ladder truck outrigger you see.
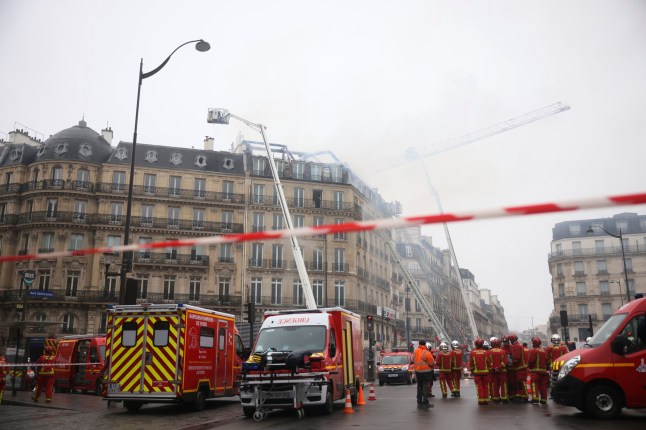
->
[208,109,364,421]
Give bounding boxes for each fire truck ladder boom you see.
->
[378,230,450,342]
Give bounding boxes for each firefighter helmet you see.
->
[474,337,484,348]
[531,336,542,347]
[490,337,501,347]
[451,340,460,350]
[483,341,491,350]
[550,334,561,345]
[508,333,518,343]
[440,342,449,352]
[502,334,509,344]
[44,345,54,354]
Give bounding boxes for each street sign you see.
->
[28,290,54,298]
[23,270,36,286]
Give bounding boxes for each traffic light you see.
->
[244,302,256,322]
[366,314,374,332]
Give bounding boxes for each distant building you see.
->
[547,213,646,341]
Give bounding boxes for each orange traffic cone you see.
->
[357,385,366,405]
[343,389,355,414]
[368,383,377,401]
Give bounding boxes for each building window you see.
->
[76,169,90,186]
[220,243,232,263]
[334,248,345,272]
[313,249,324,271]
[169,176,181,195]
[144,173,156,193]
[167,207,180,228]
[73,200,87,222]
[272,244,283,268]
[252,184,265,204]
[334,281,345,306]
[597,260,607,274]
[569,224,581,235]
[46,198,58,218]
[572,241,581,255]
[625,258,633,272]
[66,271,80,296]
[62,313,75,334]
[190,245,204,262]
[599,281,609,296]
[189,277,201,300]
[271,278,282,305]
[574,261,584,276]
[41,232,55,252]
[70,234,83,251]
[314,216,325,237]
[251,277,262,304]
[415,318,422,332]
[293,214,304,228]
[222,180,234,199]
[310,164,322,181]
[252,157,266,175]
[110,202,123,224]
[141,204,154,226]
[333,191,344,210]
[251,243,263,267]
[138,276,149,299]
[253,212,264,232]
[293,280,303,305]
[138,237,152,259]
[221,210,233,229]
[166,242,178,260]
[193,208,205,229]
[595,240,605,252]
[292,162,304,179]
[294,187,304,207]
[576,282,586,296]
[38,270,51,291]
[312,280,324,306]
[219,278,230,301]
[558,283,565,298]
[334,218,346,240]
[578,303,588,318]
[272,213,283,230]
[104,275,117,298]
[163,276,175,300]
[194,178,206,198]
[112,171,126,191]
[602,303,612,319]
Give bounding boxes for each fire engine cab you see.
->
[551,296,646,419]
[103,303,246,411]
[54,334,106,395]
[240,307,364,421]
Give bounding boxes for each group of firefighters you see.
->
[413,333,571,407]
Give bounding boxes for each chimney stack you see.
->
[204,136,214,151]
[102,127,113,145]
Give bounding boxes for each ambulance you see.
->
[239,307,364,421]
[551,296,646,419]
[103,303,247,412]
[54,334,106,394]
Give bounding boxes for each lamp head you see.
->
[195,39,211,52]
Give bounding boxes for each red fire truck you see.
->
[551,296,646,419]
[239,307,364,421]
[54,334,106,394]
[103,303,247,411]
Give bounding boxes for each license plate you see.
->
[267,391,292,399]
[388,374,399,378]
[107,383,120,393]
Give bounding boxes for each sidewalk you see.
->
[1,388,105,411]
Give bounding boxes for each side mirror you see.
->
[611,334,628,355]
[329,344,336,357]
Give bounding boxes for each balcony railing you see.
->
[134,253,209,266]
[549,244,646,259]
[95,182,246,204]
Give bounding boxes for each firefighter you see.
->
[413,340,435,409]
[32,345,56,403]
[449,340,463,397]
[0,355,8,403]
[469,337,492,405]
[528,336,549,404]
[546,334,568,384]
[489,337,508,403]
[436,342,455,397]
[510,333,528,402]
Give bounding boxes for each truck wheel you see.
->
[585,385,621,419]
[123,401,143,412]
[94,380,102,396]
[193,390,206,411]
[243,407,255,418]
[322,387,334,415]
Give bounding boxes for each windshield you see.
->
[382,355,409,365]
[588,313,627,347]
[253,325,326,353]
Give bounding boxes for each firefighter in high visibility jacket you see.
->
[509,333,528,402]
[32,345,56,403]
[488,337,508,403]
[469,337,492,405]
[449,340,463,397]
[546,333,568,381]
[413,340,436,409]
[528,336,549,404]
[436,342,456,397]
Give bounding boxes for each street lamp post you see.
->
[587,224,631,304]
[119,39,210,304]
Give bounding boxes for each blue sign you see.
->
[28,290,54,298]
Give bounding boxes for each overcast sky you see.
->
[1,0,645,332]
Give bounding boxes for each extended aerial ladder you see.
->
[382,102,571,343]
[207,109,317,310]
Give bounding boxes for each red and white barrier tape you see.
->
[1,191,644,264]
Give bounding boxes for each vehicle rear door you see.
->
[612,313,646,407]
